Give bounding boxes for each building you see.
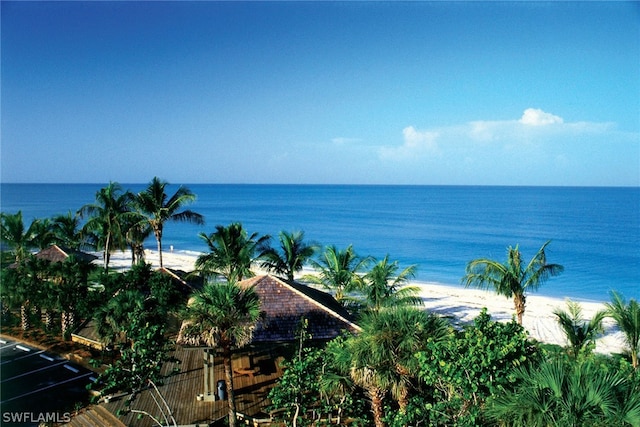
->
[69,275,359,427]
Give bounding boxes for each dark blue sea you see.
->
[1,184,638,302]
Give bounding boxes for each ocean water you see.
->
[1,184,638,302]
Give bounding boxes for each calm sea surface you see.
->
[1,184,638,302]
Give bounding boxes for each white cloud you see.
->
[377,108,621,165]
[519,108,564,126]
[468,120,506,142]
[331,137,362,145]
[564,121,615,133]
[466,108,612,142]
[378,126,439,160]
[403,126,439,148]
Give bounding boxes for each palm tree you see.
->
[606,291,640,369]
[49,256,93,339]
[309,245,371,304]
[258,230,318,281]
[135,177,204,268]
[29,217,55,250]
[318,336,358,424]
[0,211,44,263]
[553,300,606,359]
[78,182,136,271]
[94,289,146,347]
[195,223,269,282]
[362,255,421,311]
[2,255,51,330]
[51,211,85,250]
[123,215,153,266]
[181,281,261,427]
[486,358,640,426]
[335,307,450,427]
[462,241,564,325]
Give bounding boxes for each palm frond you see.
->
[605,291,640,367]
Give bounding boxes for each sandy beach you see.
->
[103,249,627,356]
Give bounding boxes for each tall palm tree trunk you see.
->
[61,312,69,338]
[222,344,237,427]
[20,303,30,331]
[103,233,111,272]
[61,311,75,339]
[368,387,386,427]
[1,300,9,322]
[129,244,137,266]
[154,225,164,268]
[514,294,526,325]
[132,243,145,265]
[398,386,409,414]
[43,309,54,330]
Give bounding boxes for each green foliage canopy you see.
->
[414,309,536,426]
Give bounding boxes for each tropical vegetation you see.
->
[1,211,48,263]
[135,176,204,268]
[486,357,640,426]
[606,291,640,369]
[78,182,137,270]
[258,230,318,281]
[50,211,86,250]
[307,245,371,306]
[553,299,606,359]
[195,222,268,282]
[462,240,564,324]
[360,255,421,312]
[180,280,261,427]
[88,264,182,408]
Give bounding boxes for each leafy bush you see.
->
[486,357,640,426]
[413,308,538,425]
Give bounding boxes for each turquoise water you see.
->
[1,184,638,302]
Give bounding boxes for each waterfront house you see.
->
[83,274,359,427]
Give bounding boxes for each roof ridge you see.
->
[54,244,69,257]
[258,275,361,332]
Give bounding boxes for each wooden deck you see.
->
[94,344,288,426]
[71,320,106,350]
[62,405,126,427]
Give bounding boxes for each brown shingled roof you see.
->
[156,266,203,294]
[35,245,98,263]
[177,275,360,347]
[239,275,361,342]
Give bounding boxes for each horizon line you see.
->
[2,182,639,189]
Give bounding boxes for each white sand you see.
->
[99,249,628,356]
[413,281,626,355]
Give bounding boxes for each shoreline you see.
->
[102,249,627,356]
[110,249,615,303]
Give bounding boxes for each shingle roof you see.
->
[35,245,98,263]
[239,275,361,342]
[156,266,202,294]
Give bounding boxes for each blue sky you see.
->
[2,1,638,186]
